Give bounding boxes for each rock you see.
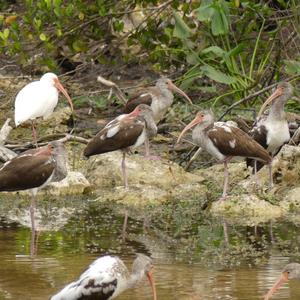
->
[86,152,205,189]
[211,194,283,222]
[6,205,76,231]
[280,187,300,212]
[194,161,249,188]
[85,152,206,206]
[43,171,90,195]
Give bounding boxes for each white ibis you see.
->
[124,77,193,123]
[0,141,67,245]
[14,73,74,145]
[264,263,300,300]
[247,82,295,175]
[84,104,157,188]
[50,254,157,300]
[177,110,272,199]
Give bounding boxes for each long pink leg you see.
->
[30,193,37,257]
[268,161,273,190]
[121,151,128,188]
[144,138,160,160]
[220,156,233,200]
[31,120,38,148]
[122,210,128,241]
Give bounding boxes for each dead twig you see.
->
[5,133,89,151]
[289,127,300,145]
[218,74,300,120]
[97,75,127,104]
[0,118,12,146]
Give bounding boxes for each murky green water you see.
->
[0,196,299,300]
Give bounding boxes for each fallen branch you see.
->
[218,74,300,120]
[289,127,300,145]
[97,75,127,104]
[5,133,89,152]
[0,118,13,145]
[0,145,17,163]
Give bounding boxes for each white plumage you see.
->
[50,254,157,300]
[50,256,128,300]
[14,73,73,126]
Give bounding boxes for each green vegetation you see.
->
[0,1,300,111]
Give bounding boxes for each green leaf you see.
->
[197,86,217,93]
[194,1,214,22]
[226,43,245,58]
[200,65,236,84]
[211,9,228,36]
[186,52,199,65]
[39,33,47,41]
[3,28,9,39]
[201,46,226,57]
[173,11,192,40]
[284,60,300,75]
[45,0,51,9]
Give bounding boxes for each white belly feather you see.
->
[265,119,290,155]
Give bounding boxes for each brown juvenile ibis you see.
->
[50,254,157,300]
[0,141,67,235]
[124,77,193,123]
[84,104,157,188]
[14,73,74,145]
[177,110,272,199]
[264,263,300,300]
[247,82,295,175]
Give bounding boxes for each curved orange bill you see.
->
[264,272,288,300]
[176,114,203,144]
[258,87,283,117]
[146,270,157,300]
[54,78,74,111]
[169,82,193,104]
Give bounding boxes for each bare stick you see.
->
[0,145,17,162]
[97,75,127,104]
[289,127,300,145]
[0,118,12,145]
[5,133,89,151]
[218,74,300,120]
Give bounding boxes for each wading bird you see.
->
[15,73,74,145]
[247,82,295,175]
[50,254,157,300]
[264,263,300,300]
[124,77,193,123]
[177,110,272,199]
[0,141,67,246]
[84,104,157,188]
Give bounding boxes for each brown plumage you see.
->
[124,77,193,124]
[0,145,55,192]
[84,104,157,188]
[0,141,68,253]
[177,111,272,199]
[207,124,271,163]
[124,92,153,114]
